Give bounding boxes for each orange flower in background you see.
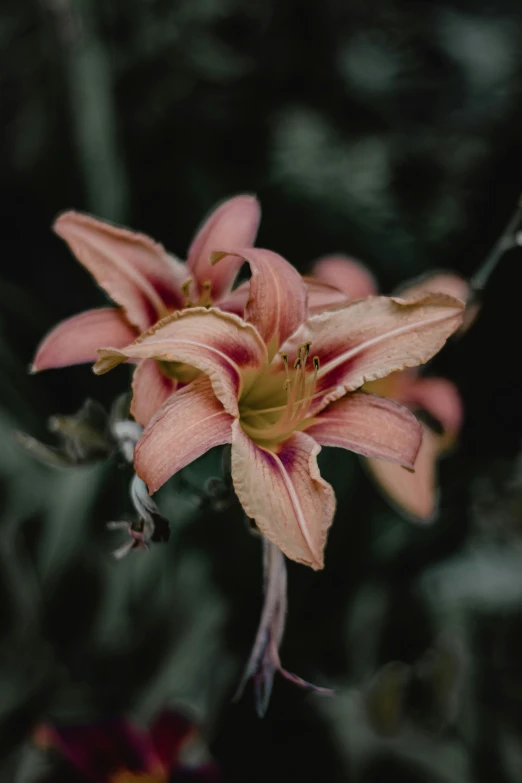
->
[312,255,469,522]
[94,247,464,568]
[34,709,219,782]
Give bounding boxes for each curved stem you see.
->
[470,195,522,293]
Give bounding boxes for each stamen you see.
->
[288,343,310,425]
[280,352,290,383]
[241,381,339,419]
[181,278,194,308]
[241,345,337,443]
[199,280,213,307]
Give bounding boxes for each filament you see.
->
[241,347,332,442]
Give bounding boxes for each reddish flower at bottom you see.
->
[34,710,220,783]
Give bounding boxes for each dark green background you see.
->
[2,1,522,781]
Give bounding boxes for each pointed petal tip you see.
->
[233,192,259,204]
[309,552,325,571]
[52,209,82,236]
[224,193,260,211]
[93,348,126,375]
[256,704,268,719]
[278,667,335,695]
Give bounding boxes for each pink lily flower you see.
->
[312,255,469,522]
[31,196,261,428]
[32,198,345,428]
[93,248,464,568]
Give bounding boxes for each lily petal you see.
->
[303,392,422,468]
[130,359,178,428]
[401,376,463,435]
[186,195,261,299]
[135,375,234,494]
[216,279,250,315]
[211,248,308,358]
[280,294,464,416]
[365,424,441,523]
[54,211,186,331]
[231,423,336,569]
[303,277,349,313]
[312,255,378,299]
[95,307,268,416]
[397,271,469,303]
[32,307,136,372]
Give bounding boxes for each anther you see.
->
[280,352,291,389]
[181,278,194,308]
[199,280,213,307]
[313,356,320,371]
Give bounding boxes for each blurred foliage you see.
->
[3,0,522,781]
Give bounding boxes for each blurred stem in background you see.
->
[470,193,522,293]
[44,0,129,221]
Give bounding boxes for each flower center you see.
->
[239,343,320,445]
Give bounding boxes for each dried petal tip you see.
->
[107,520,150,559]
[107,474,170,558]
[236,539,333,716]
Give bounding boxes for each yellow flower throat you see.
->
[239,343,321,446]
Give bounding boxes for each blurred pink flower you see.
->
[94,247,463,568]
[312,255,469,522]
